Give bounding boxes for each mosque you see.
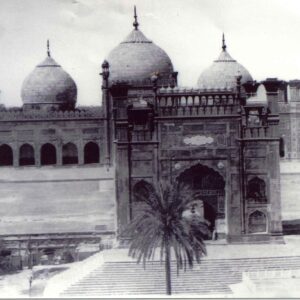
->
[0,8,299,263]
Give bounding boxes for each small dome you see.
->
[197,36,253,90]
[21,54,77,109]
[106,10,174,84]
[246,84,268,106]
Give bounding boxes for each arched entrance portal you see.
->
[177,164,226,240]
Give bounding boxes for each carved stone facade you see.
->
[104,70,283,243]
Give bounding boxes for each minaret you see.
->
[47,39,51,57]
[222,33,226,51]
[133,5,139,30]
[101,60,111,167]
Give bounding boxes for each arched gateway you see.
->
[176,164,226,240]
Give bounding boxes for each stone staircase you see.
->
[60,255,300,297]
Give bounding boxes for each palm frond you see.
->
[123,181,209,294]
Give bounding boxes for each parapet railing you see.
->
[0,108,103,121]
[131,130,153,142]
[242,126,269,138]
[157,88,240,116]
[116,127,153,142]
[109,77,173,88]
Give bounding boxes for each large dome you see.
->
[106,11,174,84]
[197,37,253,90]
[21,53,77,109]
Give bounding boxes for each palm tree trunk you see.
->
[165,235,172,295]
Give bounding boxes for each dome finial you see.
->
[47,39,51,57]
[222,33,226,51]
[133,5,139,30]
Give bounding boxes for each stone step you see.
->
[67,280,237,288]
[94,262,300,270]
[64,285,230,291]
[101,258,300,269]
[61,255,300,296]
[62,290,230,296]
[86,266,300,278]
[63,288,231,296]
[103,257,300,265]
[64,283,229,287]
[87,269,300,278]
[71,275,240,284]
[94,266,300,273]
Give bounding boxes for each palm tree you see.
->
[123,182,210,295]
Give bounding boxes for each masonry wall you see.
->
[280,161,300,221]
[279,103,300,160]
[0,166,115,235]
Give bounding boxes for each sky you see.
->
[0,0,300,107]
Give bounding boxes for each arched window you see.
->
[248,210,267,233]
[84,142,99,164]
[279,137,285,158]
[133,180,155,202]
[62,143,78,165]
[160,97,166,106]
[180,96,187,106]
[187,96,193,106]
[19,144,35,166]
[0,144,13,166]
[247,110,261,127]
[246,177,267,203]
[132,180,155,221]
[41,143,56,165]
[214,95,220,105]
[207,96,213,105]
[221,95,227,104]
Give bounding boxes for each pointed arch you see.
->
[194,96,200,106]
[180,96,187,106]
[248,210,267,233]
[176,163,226,240]
[19,143,35,166]
[41,143,56,165]
[177,163,225,191]
[133,180,155,202]
[279,137,285,158]
[0,144,13,166]
[160,97,166,106]
[84,142,99,164]
[246,177,267,203]
[207,96,213,105]
[132,180,155,221]
[62,142,78,165]
[187,96,193,106]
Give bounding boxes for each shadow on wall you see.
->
[282,220,300,235]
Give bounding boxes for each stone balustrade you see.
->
[243,126,269,139]
[0,107,103,121]
[157,89,239,116]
